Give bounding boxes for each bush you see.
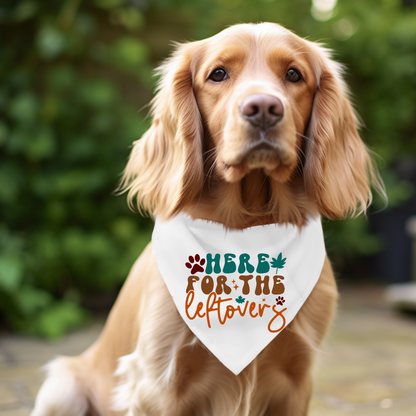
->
[0,0,153,337]
[1,0,415,336]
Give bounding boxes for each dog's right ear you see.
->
[119,41,205,219]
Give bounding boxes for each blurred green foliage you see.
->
[1,0,415,336]
[0,0,153,337]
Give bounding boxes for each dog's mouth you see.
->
[221,137,296,183]
[242,139,291,169]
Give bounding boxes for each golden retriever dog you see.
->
[31,23,383,416]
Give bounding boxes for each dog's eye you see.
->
[286,68,302,82]
[209,68,228,82]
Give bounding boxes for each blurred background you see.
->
[1,0,416,338]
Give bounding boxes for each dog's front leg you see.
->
[264,373,313,416]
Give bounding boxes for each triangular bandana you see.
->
[152,214,326,375]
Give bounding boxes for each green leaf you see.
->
[8,92,38,122]
[0,122,8,146]
[235,295,245,304]
[0,165,19,203]
[110,37,148,70]
[14,286,52,316]
[36,26,67,60]
[7,128,30,154]
[115,7,144,31]
[47,66,76,91]
[26,125,56,160]
[73,14,97,36]
[110,218,137,241]
[31,301,89,339]
[0,256,24,293]
[53,170,89,195]
[13,1,38,21]
[270,253,287,271]
[78,79,117,108]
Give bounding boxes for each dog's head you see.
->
[121,23,383,226]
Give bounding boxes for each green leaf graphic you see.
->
[270,252,287,274]
[235,295,245,304]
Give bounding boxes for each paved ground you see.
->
[1,284,415,415]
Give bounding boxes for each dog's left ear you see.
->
[304,47,384,219]
[120,42,204,218]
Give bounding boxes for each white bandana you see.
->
[152,214,326,375]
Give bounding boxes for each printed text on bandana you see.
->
[184,253,288,333]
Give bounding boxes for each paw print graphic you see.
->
[276,296,285,306]
[185,254,206,274]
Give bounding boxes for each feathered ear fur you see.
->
[119,42,204,218]
[304,46,385,219]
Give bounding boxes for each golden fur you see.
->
[31,23,384,416]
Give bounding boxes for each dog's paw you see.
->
[185,254,205,274]
[276,296,285,306]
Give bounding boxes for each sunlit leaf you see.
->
[14,286,52,316]
[110,37,149,70]
[26,125,56,160]
[13,1,38,21]
[31,301,89,339]
[36,26,67,60]
[0,256,24,293]
[8,92,38,122]
[78,79,117,108]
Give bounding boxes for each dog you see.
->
[31,22,384,416]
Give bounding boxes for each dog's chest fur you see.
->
[113,249,337,416]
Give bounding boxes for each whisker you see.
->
[203,150,218,178]
[206,156,219,193]
[203,150,217,170]
[206,157,218,178]
[294,142,306,160]
[293,146,306,176]
[194,153,219,208]
[296,132,311,142]
[202,147,216,159]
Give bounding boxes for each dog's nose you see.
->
[240,94,284,129]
